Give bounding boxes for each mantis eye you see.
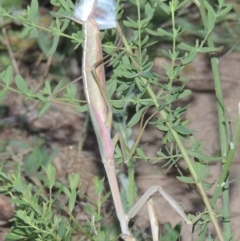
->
[74,0,117,30]
[93,0,117,30]
[74,0,95,22]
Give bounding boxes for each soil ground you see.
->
[0,34,239,241]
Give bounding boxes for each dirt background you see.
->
[0,6,240,241]
[0,51,239,240]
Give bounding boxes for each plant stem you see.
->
[197,3,232,240]
[211,106,240,202]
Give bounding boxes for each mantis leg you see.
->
[126,185,204,241]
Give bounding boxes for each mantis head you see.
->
[74,0,117,30]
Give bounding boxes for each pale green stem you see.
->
[197,3,232,240]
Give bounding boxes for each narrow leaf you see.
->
[15,75,29,95]
[172,125,192,135]
[69,191,77,212]
[128,106,148,127]
[29,27,38,39]
[216,4,232,18]
[0,89,7,100]
[136,148,145,158]
[39,102,51,117]
[44,81,52,95]
[177,176,195,184]
[20,26,31,38]
[47,35,60,57]
[3,65,13,86]
[75,104,88,113]
[53,80,63,93]
[29,0,39,22]
[59,0,71,10]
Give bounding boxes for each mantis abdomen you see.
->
[82,20,106,111]
[82,19,113,160]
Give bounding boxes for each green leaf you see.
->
[68,190,77,212]
[136,147,145,158]
[216,4,232,18]
[146,28,160,36]
[6,232,24,240]
[156,124,169,131]
[75,104,88,113]
[55,17,61,30]
[93,177,104,196]
[23,147,42,174]
[122,71,137,78]
[202,181,214,191]
[158,2,170,14]
[177,42,194,51]
[160,222,182,241]
[15,75,29,95]
[141,35,149,46]
[12,178,25,193]
[176,176,195,184]
[69,174,80,191]
[0,7,6,16]
[43,81,52,95]
[0,89,7,100]
[16,210,27,222]
[127,106,148,127]
[20,26,31,38]
[57,220,67,238]
[179,76,190,83]
[61,18,71,31]
[50,0,61,7]
[189,151,223,163]
[29,27,38,38]
[65,84,77,99]
[121,55,132,69]
[101,192,110,204]
[172,125,192,135]
[63,230,72,241]
[205,2,216,31]
[192,162,209,181]
[107,78,117,98]
[123,17,138,28]
[140,17,150,28]
[62,186,71,197]
[47,35,60,57]
[37,30,53,56]
[157,28,173,37]
[53,80,63,93]
[36,94,47,102]
[177,0,192,9]
[29,0,39,22]
[38,102,51,117]
[180,50,197,65]
[178,89,192,99]
[59,0,71,10]
[145,2,154,18]
[3,65,13,86]
[198,46,222,53]
[142,62,153,72]
[43,164,56,189]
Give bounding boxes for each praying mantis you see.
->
[69,0,196,240]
